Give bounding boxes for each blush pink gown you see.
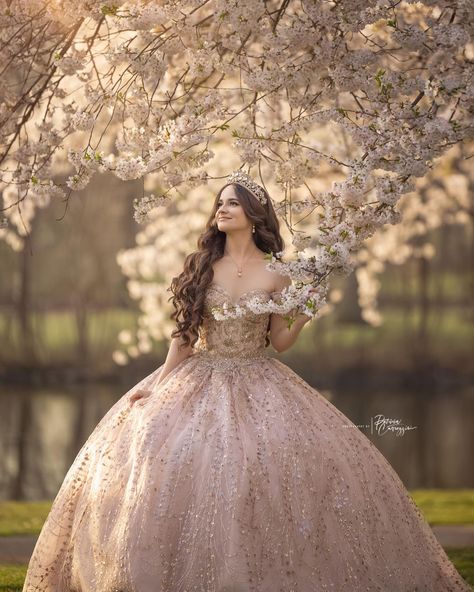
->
[22,284,471,591]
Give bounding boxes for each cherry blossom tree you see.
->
[1,0,472,326]
[354,141,473,326]
[113,140,472,363]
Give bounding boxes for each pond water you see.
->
[1,380,473,500]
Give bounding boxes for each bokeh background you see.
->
[0,135,473,591]
[1,141,473,502]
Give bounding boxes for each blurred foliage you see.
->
[0,171,472,376]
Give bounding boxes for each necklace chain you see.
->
[224,249,255,277]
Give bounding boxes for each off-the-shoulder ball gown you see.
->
[22,283,471,591]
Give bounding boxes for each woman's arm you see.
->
[129,332,194,407]
[270,310,311,353]
[156,332,195,385]
[269,275,312,353]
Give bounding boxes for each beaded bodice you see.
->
[193,283,273,359]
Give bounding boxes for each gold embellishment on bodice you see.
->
[193,284,273,361]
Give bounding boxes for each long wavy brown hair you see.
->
[168,182,285,349]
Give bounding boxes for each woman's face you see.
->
[215,185,251,234]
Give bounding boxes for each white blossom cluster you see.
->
[0,0,473,325]
[354,142,473,326]
[114,189,209,363]
[133,194,172,224]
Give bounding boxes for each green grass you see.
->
[1,490,473,536]
[0,564,26,590]
[1,304,473,366]
[321,307,473,348]
[0,502,52,537]
[0,307,136,357]
[287,305,473,371]
[0,491,473,589]
[411,489,474,525]
[0,307,151,366]
[0,550,473,589]
[449,548,474,587]
[379,269,473,302]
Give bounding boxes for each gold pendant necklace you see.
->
[226,250,251,278]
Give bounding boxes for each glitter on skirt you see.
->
[22,285,471,591]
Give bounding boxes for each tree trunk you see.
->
[337,273,364,324]
[18,233,36,363]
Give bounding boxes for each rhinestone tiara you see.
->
[225,170,267,205]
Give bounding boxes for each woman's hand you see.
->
[128,388,152,407]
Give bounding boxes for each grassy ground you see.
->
[291,306,473,368]
[0,308,144,367]
[1,490,473,589]
[0,563,25,591]
[1,551,472,590]
[1,490,473,537]
[0,502,51,537]
[411,489,474,525]
[449,548,474,587]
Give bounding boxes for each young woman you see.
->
[23,172,470,591]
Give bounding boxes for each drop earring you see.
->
[252,224,256,234]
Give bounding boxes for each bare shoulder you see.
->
[270,268,292,293]
[258,253,291,293]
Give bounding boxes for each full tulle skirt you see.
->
[22,353,470,591]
